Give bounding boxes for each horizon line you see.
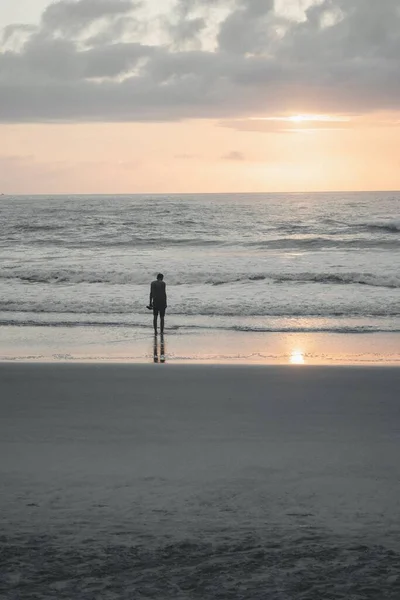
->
[2,189,400,198]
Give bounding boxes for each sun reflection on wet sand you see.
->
[290,350,305,364]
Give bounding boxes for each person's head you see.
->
[157,273,164,281]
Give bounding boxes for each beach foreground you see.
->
[1,364,400,599]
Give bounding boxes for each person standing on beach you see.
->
[149,273,167,334]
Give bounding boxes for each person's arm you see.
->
[149,282,154,306]
[165,284,167,308]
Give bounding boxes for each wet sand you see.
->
[1,325,400,364]
[1,364,400,598]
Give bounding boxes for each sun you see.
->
[288,114,349,123]
[288,115,310,123]
[251,114,351,125]
[290,350,305,365]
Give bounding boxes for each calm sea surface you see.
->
[1,192,399,334]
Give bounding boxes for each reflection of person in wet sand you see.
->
[153,334,166,363]
[149,273,167,334]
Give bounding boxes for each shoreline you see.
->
[1,325,400,365]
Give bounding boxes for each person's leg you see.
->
[153,308,158,333]
[160,308,165,333]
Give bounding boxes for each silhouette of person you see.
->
[149,273,167,334]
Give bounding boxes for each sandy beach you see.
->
[2,0,400,595]
[1,363,400,599]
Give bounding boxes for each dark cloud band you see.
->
[0,0,399,123]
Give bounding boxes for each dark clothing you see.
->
[150,280,167,309]
[153,306,166,318]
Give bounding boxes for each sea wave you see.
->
[0,301,399,318]
[326,218,400,234]
[3,231,399,250]
[210,272,400,288]
[11,223,65,232]
[1,270,399,289]
[7,236,225,249]
[253,237,400,250]
[360,219,400,233]
[0,316,399,333]
[273,272,400,289]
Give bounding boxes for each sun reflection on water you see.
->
[290,350,305,364]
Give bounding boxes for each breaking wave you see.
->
[1,270,399,289]
[272,272,400,288]
[1,317,399,333]
[4,233,399,251]
[359,219,400,233]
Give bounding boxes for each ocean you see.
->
[1,192,399,338]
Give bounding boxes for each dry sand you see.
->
[1,364,400,599]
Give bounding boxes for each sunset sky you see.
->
[1,0,400,194]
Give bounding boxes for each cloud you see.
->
[41,0,135,33]
[221,115,363,133]
[0,154,68,191]
[0,154,35,163]
[1,24,36,47]
[168,17,207,50]
[1,0,400,123]
[175,153,199,159]
[222,151,245,161]
[0,154,141,193]
[217,0,275,54]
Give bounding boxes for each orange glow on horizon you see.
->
[1,113,400,194]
